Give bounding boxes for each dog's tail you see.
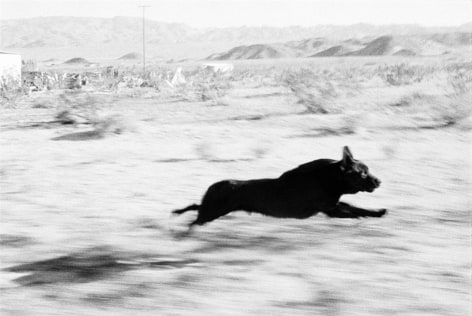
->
[172,204,200,215]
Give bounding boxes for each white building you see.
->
[201,63,234,74]
[0,52,22,87]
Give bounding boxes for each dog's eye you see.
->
[360,171,368,178]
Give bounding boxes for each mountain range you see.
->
[208,33,472,60]
[1,17,471,60]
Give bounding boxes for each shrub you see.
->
[0,76,28,106]
[55,91,99,123]
[180,70,232,105]
[280,68,338,114]
[434,93,471,126]
[377,63,431,86]
[447,69,472,95]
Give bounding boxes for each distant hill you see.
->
[118,52,141,60]
[312,45,346,57]
[346,36,393,56]
[428,32,472,46]
[210,44,291,60]
[286,38,325,51]
[64,57,89,64]
[393,49,416,56]
[208,33,472,60]
[1,17,192,49]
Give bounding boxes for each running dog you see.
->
[173,146,386,228]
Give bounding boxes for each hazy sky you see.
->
[1,0,471,27]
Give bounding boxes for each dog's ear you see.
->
[340,146,355,170]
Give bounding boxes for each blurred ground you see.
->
[0,59,471,315]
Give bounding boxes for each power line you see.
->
[138,5,150,77]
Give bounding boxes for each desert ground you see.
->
[0,56,471,315]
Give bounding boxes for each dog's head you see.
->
[339,146,381,194]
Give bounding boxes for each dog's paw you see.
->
[377,209,387,217]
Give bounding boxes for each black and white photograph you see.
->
[0,0,471,315]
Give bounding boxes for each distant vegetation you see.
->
[2,57,471,133]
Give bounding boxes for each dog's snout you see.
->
[373,177,381,187]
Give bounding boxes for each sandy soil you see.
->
[0,74,471,315]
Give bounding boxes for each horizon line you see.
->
[3,16,471,29]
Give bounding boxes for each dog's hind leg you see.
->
[187,212,219,228]
[187,204,234,229]
[182,216,209,236]
[325,202,387,218]
[172,204,200,215]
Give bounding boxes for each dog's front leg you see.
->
[325,202,387,218]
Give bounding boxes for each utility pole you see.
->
[139,5,150,77]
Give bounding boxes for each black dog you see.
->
[173,146,386,228]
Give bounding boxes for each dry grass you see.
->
[3,58,470,134]
[376,63,432,86]
[0,56,470,316]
